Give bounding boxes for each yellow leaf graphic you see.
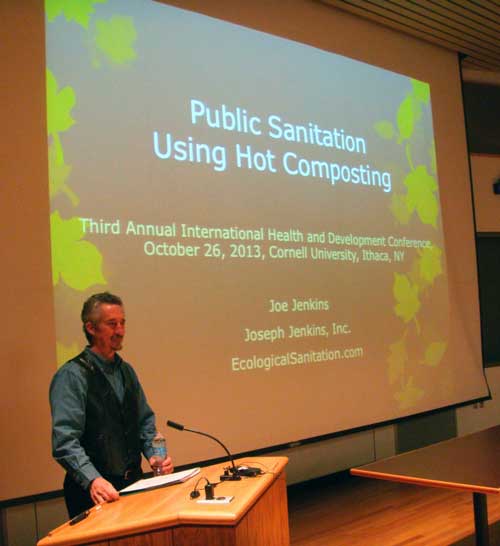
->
[56,341,80,368]
[393,273,420,323]
[50,211,106,290]
[429,140,437,175]
[93,16,137,66]
[46,69,76,137]
[374,120,394,140]
[397,94,415,143]
[411,79,430,105]
[394,377,424,409]
[407,257,421,288]
[421,341,447,367]
[390,193,411,225]
[387,338,408,385]
[45,0,107,29]
[418,245,443,285]
[404,165,439,227]
[48,142,79,207]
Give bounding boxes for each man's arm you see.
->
[88,476,119,504]
[130,367,157,459]
[49,363,101,490]
[131,367,174,475]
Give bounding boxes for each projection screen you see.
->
[44,0,489,468]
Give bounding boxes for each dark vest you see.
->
[76,352,142,477]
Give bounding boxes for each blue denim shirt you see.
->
[49,347,158,489]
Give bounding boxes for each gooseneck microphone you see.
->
[167,420,241,481]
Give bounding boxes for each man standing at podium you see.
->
[49,292,174,517]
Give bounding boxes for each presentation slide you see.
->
[45,0,488,464]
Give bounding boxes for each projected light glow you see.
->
[45,0,488,466]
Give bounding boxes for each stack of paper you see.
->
[120,467,200,494]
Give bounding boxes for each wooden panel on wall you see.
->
[0,0,59,502]
[4,503,37,546]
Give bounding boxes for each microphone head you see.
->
[167,420,185,431]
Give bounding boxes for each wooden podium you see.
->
[38,457,289,546]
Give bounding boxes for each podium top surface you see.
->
[38,456,288,546]
[351,425,500,495]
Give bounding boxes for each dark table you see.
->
[351,425,500,546]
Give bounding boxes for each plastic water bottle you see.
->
[151,432,167,476]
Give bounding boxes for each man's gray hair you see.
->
[81,292,123,343]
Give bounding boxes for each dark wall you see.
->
[464,81,500,366]
[463,83,500,154]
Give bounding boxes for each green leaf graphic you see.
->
[379,78,444,402]
[429,140,437,175]
[45,0,107,29]
[397,95,414,142]
[56,341,79,368]
[374,120,394,140]
[388,338,408,385]
[394,377,424,409]
[46,69,76,137]
[48,142,79,206]
[404,165,439,227]
[412,79,430,105]
[50,211,106,290]
[393,273,420,323]
[421,341,447,367]
[94,16,137,66]
[390,193,411,225]
[407,256,422,288]
[418,245,443,285]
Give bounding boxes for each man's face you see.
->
[86,303,126,359]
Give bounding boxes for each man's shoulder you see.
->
[53,351,90,379]
[50,354,90,397]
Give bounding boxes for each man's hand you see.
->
[149,455,174,475]
[89,477,120,505]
